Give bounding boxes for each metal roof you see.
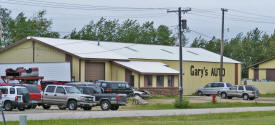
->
[30,37,240,63]
[114,61,179,74]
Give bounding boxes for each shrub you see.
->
[174,97,189,109]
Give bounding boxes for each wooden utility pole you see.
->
[167,7,191,103]
[220,8,228,82]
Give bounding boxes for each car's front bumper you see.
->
[78,101,97,107]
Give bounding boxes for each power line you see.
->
[3,0,171,11]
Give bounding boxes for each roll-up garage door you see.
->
[85,62,105,81]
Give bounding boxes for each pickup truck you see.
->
[67,82,127,111]
[220,85,259,100]
[41,85,96,110]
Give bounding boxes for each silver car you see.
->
[197,82,232,96]
[220,85,259,100]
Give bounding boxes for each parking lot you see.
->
[3,96,275,114]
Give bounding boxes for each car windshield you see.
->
[65,87,81,94]
[17,88,29,95]
[226,83,232,87]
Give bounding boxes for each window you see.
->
[111,84,119,89]
[226,83,232,87]
[10,88,15,94]
[101,83,107,88]
[145,75,152,87]
[17,88,28,95]
[56,87,65,94]
[204,83,211,88]
[157,76,164,87]
[238,86,244,90]
[230,86,237,90]
[211,83,219,87]
[168,75,174,87]
[218,83,224,87]
[0,88,8,94]
[118,83,126,89]
[46,86,56,93]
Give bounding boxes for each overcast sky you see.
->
[1,0,275,45]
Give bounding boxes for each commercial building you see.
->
[0,37,241,95]
[248,57,275,81]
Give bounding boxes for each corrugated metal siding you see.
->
[85,62,105,81]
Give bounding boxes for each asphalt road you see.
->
[1,106,275,121]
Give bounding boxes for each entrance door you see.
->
[125,69,132,84]
[254,69,259,81]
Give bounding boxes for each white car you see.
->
[133,89,151,98]
[0,86,30,111]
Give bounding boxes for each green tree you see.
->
[0,8,59,47]
[66,18,176,46]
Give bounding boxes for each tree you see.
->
[66,18,176,46]
[0,8,59,47]
[190,28,275,78]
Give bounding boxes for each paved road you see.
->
[1,106,275,121]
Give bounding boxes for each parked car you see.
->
[220,85,259,100]
[95,81,134,96]
[197,82,232,96]
[40,80,69,90]
[133,88,151,98]
[41,85,96,110]
[68,82,127,111]
[21,84,41,109]
[0,85,30,111]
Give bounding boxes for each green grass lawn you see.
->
[260,93,275,97]
[4,110,275,125]
[121,102,275,110]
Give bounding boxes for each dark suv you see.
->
[95,81,133,96]
[67,82,127,111]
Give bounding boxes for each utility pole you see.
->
[220,8,228,82]
[167,7,191,103]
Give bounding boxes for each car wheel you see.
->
[197,91,203,96]
[32,104,37,109]
[18,107,25,111]
[42,104,51,110]
[58,105,67,110]
[68,100,77,110]
[26,105,32,109]
[110,105,119,110]
[83,106,92,111]
[221,92,227,99]
[101,100,111,111]
[4,101,13,111]
[243,94,249,100]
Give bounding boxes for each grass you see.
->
[260,93,275,97]
[4,110,275,125]
[148,95,177,99]
[121,102,275,110]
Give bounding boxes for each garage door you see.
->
[85,62,105,81]
[266,69,275,81]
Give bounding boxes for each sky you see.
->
[1,0,275,45]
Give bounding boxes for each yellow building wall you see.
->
[246,81,275,94]
[248,68,254,79]
[132,59,240,95]
[152,75,157,87]
[140,75,144,88]
[259,59,275,68]
[0,40,33,63]
[132,72,139,88]
[111,64,125,81]
[80,60,85,82]
[71,56,79,81]
[34,42,65,62]
[164,76,168,87]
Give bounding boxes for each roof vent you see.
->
[160,49,173,54]
[125,47,138,52]
[187,50,199,55]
